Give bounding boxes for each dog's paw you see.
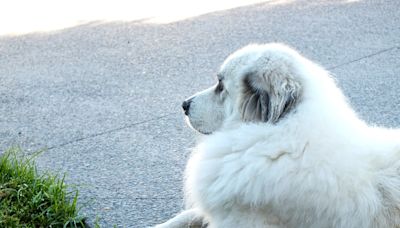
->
[152,208,205,228]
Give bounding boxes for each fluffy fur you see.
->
[155,43,400,228]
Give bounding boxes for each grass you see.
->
[0,147,88,227]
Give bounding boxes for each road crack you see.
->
[47,112,177,150]
[327,46,399,70]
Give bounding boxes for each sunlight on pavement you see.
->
[0,0,293,36]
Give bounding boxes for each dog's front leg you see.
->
[153,208,206,228]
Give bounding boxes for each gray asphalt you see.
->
[1,0,399,227]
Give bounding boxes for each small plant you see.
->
[0,147,87,227]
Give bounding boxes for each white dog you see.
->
[155,43,400,228]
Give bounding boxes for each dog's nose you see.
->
[182,99,192,115]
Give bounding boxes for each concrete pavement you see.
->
[1,0,399,227]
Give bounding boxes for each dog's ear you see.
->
[240,67,301,123]
[240,75,270,122]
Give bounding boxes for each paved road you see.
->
[1,0,399,227]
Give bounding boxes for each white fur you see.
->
[155,43,400,228]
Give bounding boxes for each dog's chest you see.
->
[187,148,279,211]
[186,148,296,227]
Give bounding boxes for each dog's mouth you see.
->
[184,116,213,135]
[197,129,212,135]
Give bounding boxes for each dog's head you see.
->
[182,43,303,134]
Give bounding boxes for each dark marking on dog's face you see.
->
[215,79,224,94]
[241,74,271,122]
[241,71,301,123]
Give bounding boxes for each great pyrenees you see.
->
[155,43,400,228]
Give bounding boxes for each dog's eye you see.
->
[216,80,224,93]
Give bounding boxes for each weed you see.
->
[0,147,87,227]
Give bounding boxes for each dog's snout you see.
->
[182,99,192,115]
